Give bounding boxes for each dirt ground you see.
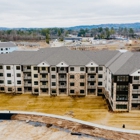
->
[0,94,140,130]
[11,114,140,140]
[0,120,95,140]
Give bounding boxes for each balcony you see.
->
[59,85,67,89]
[88,85,96,89]
[24,76,32,80]
[24,83,32,87]
[58,70,67,74]
[87,70,96,74]
[132,100,140,103]
[132,89,140,94]
[40,70,48,74]
[40,78,48,81]
[23,69,31,72]
[133,80,140,84]
[88,78,96,81]
[40,85,48,88]
[59,78,67,81]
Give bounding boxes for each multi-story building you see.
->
[0,42,17,54]
[0,47,140,111]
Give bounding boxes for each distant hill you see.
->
[68,23,140,30]
[0,23,140,30]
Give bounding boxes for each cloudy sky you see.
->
[0,0,140,28]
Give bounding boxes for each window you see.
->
[17,81,21,84]
[52,82,56,86]
[98,82,102,86]
[8,88,12,91]
[70,90,75,93]
[0,66,3,69]
[52,75,56,79]
[6,48,8,50]
[90,75,94,78]
[134,76,139,80]
[42,81,47,85]
[80,90,84,94]
[90,67,95,71]
[90,82,94,85]
[133,86,139,89]
[60,82,65,86]
[117,85,128,91]
[60,67,64,71]
[80,67,84,71]
[0,73,3,77]
[34,89,38,92]
[34,74,38,78]
[7,73,11,77]
[27,66,31,69]
[51,67,55,71]
[34,81,38,85]
[42,74,46,78]
[70,67,74,71]
[60,75,65,78]
[1,48,3,51]
[6,66,11,70]
[80,75,85,79]
[132,104,138,108]
[42,67,46,71]
[80,82,84,86]
[117,76,129,82]
[116,105,127,109]
[0,80,4,84]
[70,75,74,79]
[52,90,56,93]
[133,95,138,98]
[16,73,21,77]
[34,67,38,70]
[7,80,12,84]
[16,66,20,70]
[99,67,103,71]
[17,88,22,91]
[98,89,102,93]
[98,74,103,78]
[70,83,74,86]
[0,87,4,91]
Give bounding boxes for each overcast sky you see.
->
[0,0,140,28]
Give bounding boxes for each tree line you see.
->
[0,27,138,43]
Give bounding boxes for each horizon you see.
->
[0,22,140,29]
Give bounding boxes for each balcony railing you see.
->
[59,78,67,81]
[132,89,140,94]
[88,85,96,89]
[40,85,48,88]
[40,71,48,73]
[24,76,32,79]
[24,83,32,87]
[23,69,31,72]
[59,85,67,88]
[132,100,140,103]
[116,98,128,101]
[40,78,48,81]
[88,70,96,73]
[58,70,67,73]
[88,78,96,81]
[133,80,140,84]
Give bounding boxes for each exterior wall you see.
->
[0,63,139,112]
[0,47,17,54]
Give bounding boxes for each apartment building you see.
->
[0,42,17,54]
[0,47,140,111]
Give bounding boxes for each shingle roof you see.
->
[0,42,17,48]
[0,47,124,69]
